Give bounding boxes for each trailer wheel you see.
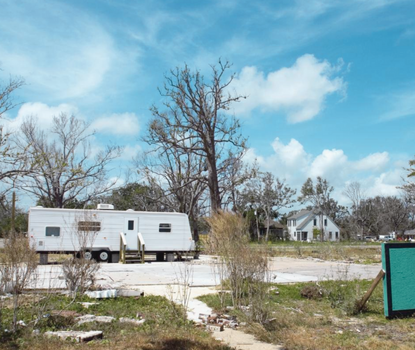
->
[84,251,93,260]
[98,250,109,262]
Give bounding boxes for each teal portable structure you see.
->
[382,243,415,318]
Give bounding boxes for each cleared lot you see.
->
[30,255,382,290]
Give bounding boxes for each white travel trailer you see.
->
[28,204,196,264]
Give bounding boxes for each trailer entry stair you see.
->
[119,232,145,264]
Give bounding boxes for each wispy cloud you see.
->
[0,1,139,103]
[379,88,415,121]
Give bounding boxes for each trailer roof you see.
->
[28,206,188,217]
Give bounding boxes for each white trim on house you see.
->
[287,210,340,242]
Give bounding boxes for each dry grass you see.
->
[200,280,415,350]
[268,242,382,264]
[0,294,232,350]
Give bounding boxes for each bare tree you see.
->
[145,60,247,213]
[242,172,296,241]
[138,145,208,241]
[298,177,333,241]
[18,113,122,208]
[0,76,31,192]
[401,157,415,202]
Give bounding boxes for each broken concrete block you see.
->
[78,302,99,309]
[85,290,117,299]
[119,317,145,325]
[206,324,224,332]
[76,314,115,325]
[44,330,103,342]
[117,289,144,297]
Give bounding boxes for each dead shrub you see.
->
[61,257,99,295]
[206,211,272,324]
[300,284,323,300]
[61,211,101,296]
[0,233,38,331]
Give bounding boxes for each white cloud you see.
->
[231,54,346,123]
[5,102,79,132]
[353,152,389,172]
[91,113,140,136]
[119,144,142,160]
[310,149,348,179]
[244,137,403,205]
[364,169,403,198]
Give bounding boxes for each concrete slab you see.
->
[44,330,103,342]
[28,256,382,290]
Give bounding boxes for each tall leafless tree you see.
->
[145,60,247,213]
[0,76,31,194]
[18,113,122,208]
[138,143,208,241]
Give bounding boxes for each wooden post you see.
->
[356,269,386,312]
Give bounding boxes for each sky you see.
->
[0,0,414,208]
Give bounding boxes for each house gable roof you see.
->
[287,209,311,220]
[289,209,341,232]
[296,212,316,230]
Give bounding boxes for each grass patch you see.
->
[199,280,415,350]
[0,294,232,350]
[262,242,382,264]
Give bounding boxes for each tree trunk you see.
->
[256,212,260,242]
[265,212,270,242]
[207,145,221,213]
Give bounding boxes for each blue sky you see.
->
[1,0,414,207]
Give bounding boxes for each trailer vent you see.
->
[97,204,114,210]
[38,241,43,246]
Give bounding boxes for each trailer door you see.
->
[124,218,138,250]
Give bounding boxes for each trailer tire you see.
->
[98,250,109,262]
[84,251,93,260]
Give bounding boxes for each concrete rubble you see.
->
[76,314,115,325]
[198,312,239,332]
[85,289,117,299]
[44,330,103,342]
[119,317,146,325]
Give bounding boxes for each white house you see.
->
[287,209,340,241]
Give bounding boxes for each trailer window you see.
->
[78,221,101,232]
[159,223,171,233]
[128,220,134,230]
[46,227,60,237]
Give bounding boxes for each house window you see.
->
[293,219,296,226]
[335,231,339,239]
[313,219,317,226]
[159,223,171,233]
[128,220,134,230]
[294,232,296,237]
[329,231,332,239]
[46,227,60,237]
[78,221,101,232]
[324,219,327,226]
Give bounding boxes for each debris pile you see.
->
[198,312,239,332]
